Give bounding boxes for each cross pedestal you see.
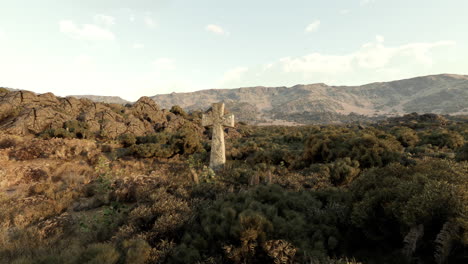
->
[202,103,235,171]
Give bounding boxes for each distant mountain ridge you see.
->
[4,74,467,125]
[150,74,468,124]
[0,90,131,105]
[69,95,130,105]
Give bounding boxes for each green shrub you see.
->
[391,127,419,147]
[123,239,152,264]
[348,133,402,168]
[136,133,170,144]
[130,143,173,158]
[227,125,310,170]
[169,185,351,263]
[118,134,137,147]
[326,158,361,186]
[40,128,73,139]
[419,129,464,149]
[350,159,467,262]
[303,128,403,168]
[40,120,93,139]
[63,120,93,139]
[455,143,468,161]
[170,105,188,118]
[78,243,120,264]
[131,124,203,158]
[174,125,204,155]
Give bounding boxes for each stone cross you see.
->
[202,103,235,171]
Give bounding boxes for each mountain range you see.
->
[4,73,467,125]
[69,95,131,105]
[150,74,468,124]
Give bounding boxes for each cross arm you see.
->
[222,114,235,128]
[202,112,214,127]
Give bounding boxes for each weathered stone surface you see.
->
[0,106,69,135]
[202,103,235,171]
[37,92,60,106]
[131,96,165,124]
[0,90,203,139]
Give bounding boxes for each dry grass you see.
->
[0,133,196,263]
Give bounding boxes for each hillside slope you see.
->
[151,74,468,124]
[69,95,130,105]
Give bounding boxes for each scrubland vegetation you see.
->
[0,110,467,264]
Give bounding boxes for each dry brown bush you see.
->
[7,138,99,161]
[36,212,72,240]
[0,138,17,149]
[9,144,44,160]
[51,162,94,186]
[22,168,48,183]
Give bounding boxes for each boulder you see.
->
[131,96,166,124]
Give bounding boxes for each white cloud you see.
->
[355,38,456,68]
[219,67,248,85]
[263,63,274,71]
[144,16,156,28]
[206,24,229,36]
[152,58,175,72]
[280,53,353,74]
[397,41,456,66]
[132,43,144,49]
[94,14,115,26]
[277,36,456,74]
[376,35,384,43]
[59,20,115,41]
[305,20,321,33]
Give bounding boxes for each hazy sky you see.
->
[0,0,467,101]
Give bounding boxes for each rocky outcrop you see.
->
[0,91,69,134]
[130,97,166,132]
[0,90,200,139]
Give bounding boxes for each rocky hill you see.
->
[150,74,468,124]
[0,90,201,138]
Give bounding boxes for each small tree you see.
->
[170,105,188,118]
